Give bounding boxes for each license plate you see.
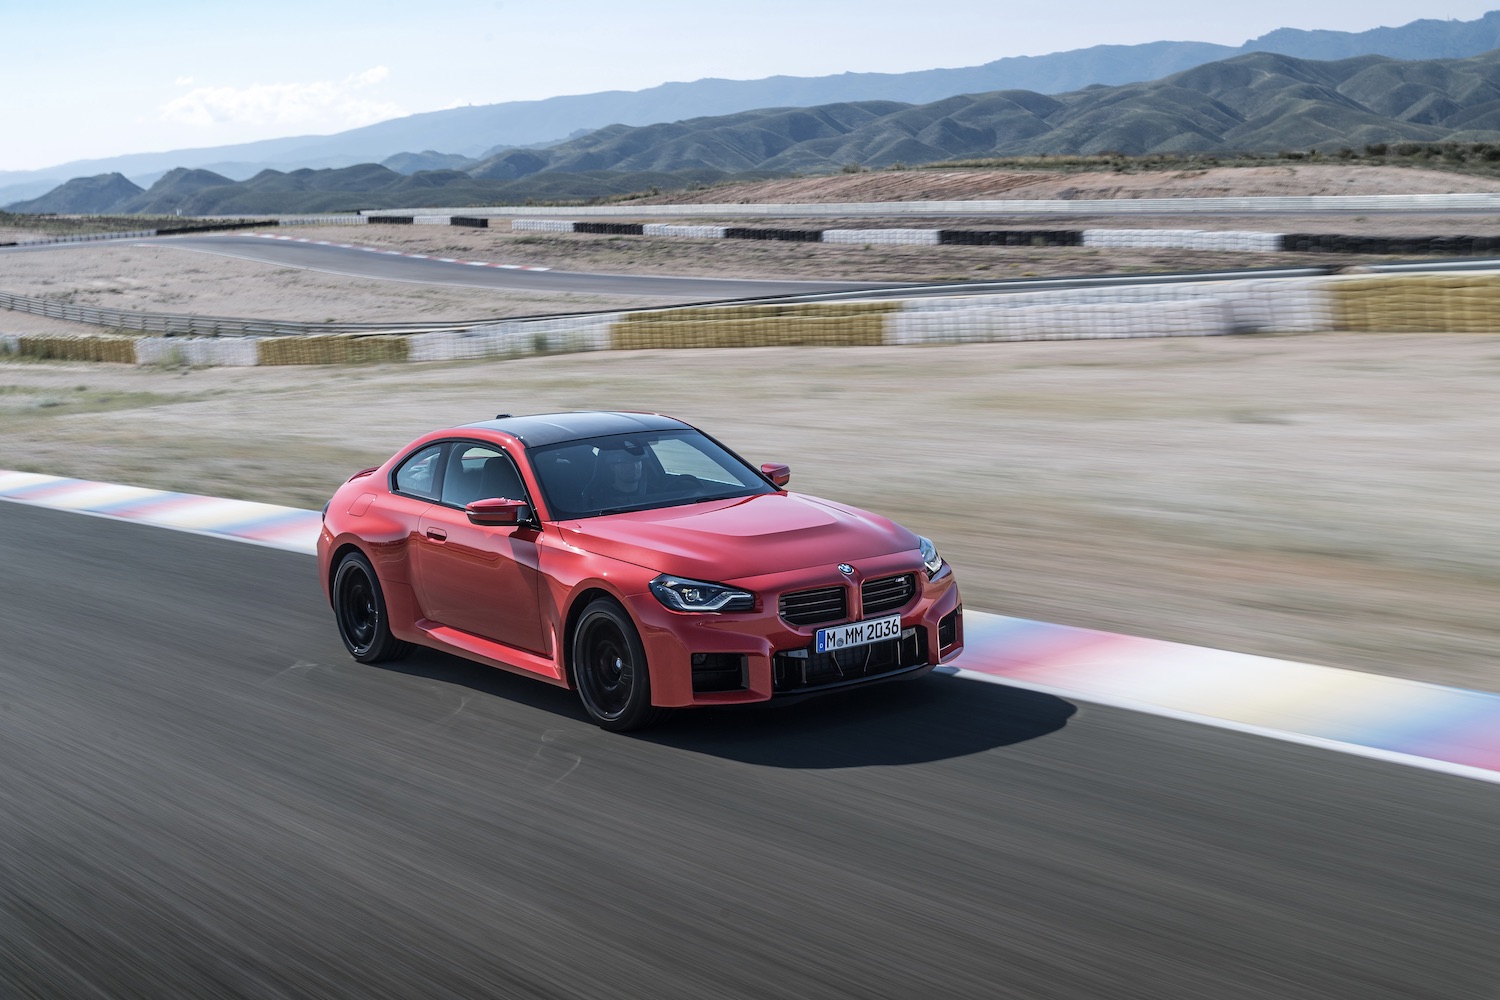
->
[815,614,902,653]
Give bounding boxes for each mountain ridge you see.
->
[3,9,1500,206]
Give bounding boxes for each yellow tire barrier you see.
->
[1329,274,1500,334]
[612,302,899,351]
[255,335,411,366]
[13,335,138,364]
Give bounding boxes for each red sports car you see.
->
[318,412,963,730]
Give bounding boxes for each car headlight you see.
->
[649,575,755,613]
[918,536,944,578]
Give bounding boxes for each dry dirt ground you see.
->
[624,163,1500,203]
[1,165,1497,694]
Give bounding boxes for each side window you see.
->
[442,443,523,508]
[393,443,444,500]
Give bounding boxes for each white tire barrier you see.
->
[822,229,942,246]
[407,314,618,362]
[890,297,1232,343]
[893,278,1332,338]
[642,224,728,239]
[1083,229,1285,252]
[134,337,261,366]
[511,219,577,233]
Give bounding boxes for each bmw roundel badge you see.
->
[837,563,855,575]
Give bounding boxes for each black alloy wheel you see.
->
[572,598,664,732]
[333,551,408,663]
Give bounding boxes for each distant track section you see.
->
[360,192,1500,219]
[513,218,1500,256]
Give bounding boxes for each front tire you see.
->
[333,551,409,664]
[571,598,664,732]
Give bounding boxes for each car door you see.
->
[413,441,546,654]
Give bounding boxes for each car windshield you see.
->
[529,428,776,519]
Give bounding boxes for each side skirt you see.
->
[412,618,569,687]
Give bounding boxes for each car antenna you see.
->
[495,413,512,419]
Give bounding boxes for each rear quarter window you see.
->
[393,443,444,500]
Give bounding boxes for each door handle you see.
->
[425,527,448,541]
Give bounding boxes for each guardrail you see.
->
[0,290,487,338]
[0,219,276,249]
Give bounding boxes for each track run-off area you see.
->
[2,471,1498,998]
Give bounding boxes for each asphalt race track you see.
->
[3,501,1498,999]
[151,233,897,300]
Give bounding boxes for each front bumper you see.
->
[623,559,963,708]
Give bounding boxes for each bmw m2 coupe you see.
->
[318,412,963,730]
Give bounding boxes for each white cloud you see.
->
[158,66,404,130]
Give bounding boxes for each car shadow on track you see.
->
[380,649,1075,768]
[643,675,1077,768]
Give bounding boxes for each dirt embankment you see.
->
[624,164,1500,204]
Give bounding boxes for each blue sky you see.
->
[2,0,1497,172]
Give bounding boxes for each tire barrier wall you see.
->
[938,230,1082,246]
[574,222,647,236]
[888,277,1331,344]
[407,314,617,362]
[1326,273,1500,333]
[722,226,825,242]
[274,215,368,226]
[642,224,728,239]
[822,229,941,246]
[1283,234,1500,255]
[1082,229,1283,252]
[505,218,1498,255]
[135,337,261,367]
[9,271,1492,367]
[510,219,574,233]
[613,302,898,350]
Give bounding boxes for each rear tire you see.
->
[571,598,665,732]
[333,551,409,664]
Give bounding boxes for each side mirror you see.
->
[466,497,529,526]
[760,462,791,488]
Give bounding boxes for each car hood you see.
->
[558,492,919,581]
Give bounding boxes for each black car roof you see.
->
[460,411,690,447]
